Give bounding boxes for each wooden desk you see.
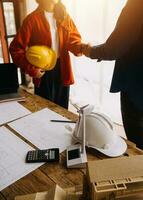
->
[0,90,143,200]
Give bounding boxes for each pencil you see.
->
[50,120,76,123]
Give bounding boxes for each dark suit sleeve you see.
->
[90,0,143,60]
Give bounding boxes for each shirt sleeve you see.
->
[9,16,38,77]
[90,0,143,60]
[65,15,83,56]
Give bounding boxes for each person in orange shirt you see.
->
[9,0,88,109]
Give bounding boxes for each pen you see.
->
[50,120,76,123]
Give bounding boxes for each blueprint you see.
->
[0,101,31,125]
[8,108,76,152]
[0,126,42,191]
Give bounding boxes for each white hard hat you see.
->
[73,112,127,157]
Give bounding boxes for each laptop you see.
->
[0,63,25,102]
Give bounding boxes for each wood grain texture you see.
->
[1,89,143,200]
[1,169,54,200]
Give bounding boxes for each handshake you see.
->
[81,43,92,57]
[81,43,101,62]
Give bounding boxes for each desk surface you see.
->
[0,90,143,200]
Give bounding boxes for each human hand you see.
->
[29,66,45,79]
[34,67,45,78]
[82,44,92,57]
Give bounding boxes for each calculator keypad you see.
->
[26,149,59,163]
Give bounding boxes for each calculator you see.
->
[26,148,60,163]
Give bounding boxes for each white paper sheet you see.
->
[0,101,31,125]
[0,126,42,191]
[8,108,75,152]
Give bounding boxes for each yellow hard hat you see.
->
[26,45,57,71]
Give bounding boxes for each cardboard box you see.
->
[15,185,81,200]
[87,155,143,200]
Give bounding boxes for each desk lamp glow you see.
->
[66,104,94,168]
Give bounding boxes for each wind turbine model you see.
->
[66,104,94,168]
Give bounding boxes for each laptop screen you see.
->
[0,63,19,95]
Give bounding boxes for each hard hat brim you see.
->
[88,136,127,157]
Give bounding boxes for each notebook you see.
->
[0,63,25,102]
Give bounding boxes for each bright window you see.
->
[63,0,127,124]
[3,2,16,36]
